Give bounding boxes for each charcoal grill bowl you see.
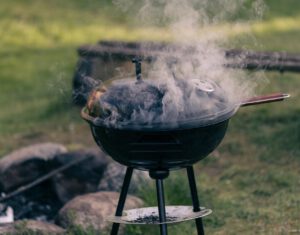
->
[81,108,229,170]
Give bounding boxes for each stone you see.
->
[0,143,67,192]
[52,148,111,203]
[98,162,150,193]
[56,191,143,232]
[0,220,65,234]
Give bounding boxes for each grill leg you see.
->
[187,166,205,235]
[149,170,169,235]
[110,167,134,235]
[156,179,168,235]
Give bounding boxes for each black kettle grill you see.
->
[81,58,289,235]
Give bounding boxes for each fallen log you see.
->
[78,41,300,73]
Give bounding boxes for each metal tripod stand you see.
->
[110,166,205,235]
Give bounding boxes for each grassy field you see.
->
[0,0,299,234]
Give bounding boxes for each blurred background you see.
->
[0,0,299,234]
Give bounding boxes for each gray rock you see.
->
[56,191,143,232]
[0,143,67,191]
[98,162,150,192]
[0,220,65,234]
[52,148,111,204]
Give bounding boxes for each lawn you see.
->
[0,0,299,234]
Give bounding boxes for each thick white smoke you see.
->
[93,0,267,127]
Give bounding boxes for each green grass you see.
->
[0,0,299,234]
[263,0,300,19]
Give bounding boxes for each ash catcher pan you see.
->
[107,206,212,225]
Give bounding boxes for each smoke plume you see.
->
[94,0,267,127]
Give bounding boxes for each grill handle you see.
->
[132,57,142,81]
[241,93,290,107]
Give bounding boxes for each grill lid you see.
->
[86,57,238,130]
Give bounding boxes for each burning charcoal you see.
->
[5,182,62,222]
